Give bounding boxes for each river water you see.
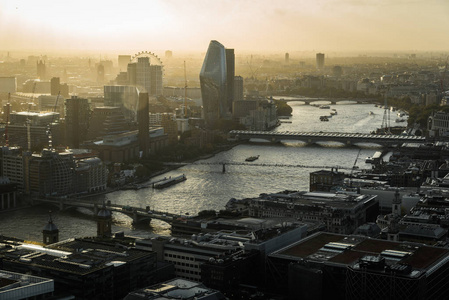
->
[0,101,402,241]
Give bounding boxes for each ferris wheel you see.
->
[131,51,164,67]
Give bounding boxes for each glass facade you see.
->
[200,40,229,126]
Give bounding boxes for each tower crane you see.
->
[46,91,60,150]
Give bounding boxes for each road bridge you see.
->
[277,98,378,105]
[228,130,426,147]
[31,197,180,224]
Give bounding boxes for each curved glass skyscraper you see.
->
[200,40,234,127]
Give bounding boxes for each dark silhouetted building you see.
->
[97,203,112,237]
[316,53,325,69]
[65,96,91,148]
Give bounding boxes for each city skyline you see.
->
[1,0,448,54]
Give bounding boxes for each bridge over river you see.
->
[31,197,181,224]
[228,130,426,147]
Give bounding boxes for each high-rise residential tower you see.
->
[199,40,235,127]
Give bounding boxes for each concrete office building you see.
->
[316,53,325,69]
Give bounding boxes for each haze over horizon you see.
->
[1,0,448,55]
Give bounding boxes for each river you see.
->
[0,101,403,241]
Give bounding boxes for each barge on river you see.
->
[153,174,187,189]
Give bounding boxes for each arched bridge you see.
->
[228,130,426,146]
[30,197,181,225]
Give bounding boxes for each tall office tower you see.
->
[316,53,325,69]
[97,64,105,83]
[136,57,151,93]
[285,53,290,64]
[137,92,150,158]
[118,55,131,72]
[200,40,235,127]
[50,77,60,96]
[150,65,163,96]
[165,50,173,59]
[225,48,235,115]
[161,113,178,145]
[65,96,91,149]
[234,76,244,102]
[37,60,46,79]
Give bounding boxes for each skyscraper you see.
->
[199,40,235,127]
[118,55,131,72]
[65,96,91,148]
[316,53,325,69]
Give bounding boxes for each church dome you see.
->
[98,208,111,218]
[43,221,58,232]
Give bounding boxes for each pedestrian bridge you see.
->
[228,130,426,146]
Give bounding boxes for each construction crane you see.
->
[46,91,60,150]
[349,149,362,188]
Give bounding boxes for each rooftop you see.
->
[272,232,449,272]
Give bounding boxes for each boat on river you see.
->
[320,116,329,121]
[319,105,330,109]
[153,174,186,189]
[245,155,260,162]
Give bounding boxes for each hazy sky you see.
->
[1,0,448,54]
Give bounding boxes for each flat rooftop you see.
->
[272,232,449,271]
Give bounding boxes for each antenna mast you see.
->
[184,61,187,118]
[4,93,10,147]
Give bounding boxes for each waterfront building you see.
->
[233,98,277,130]
[74,157,108,194]
[0,270,54,300]
[309,168,345,192]
[0,176,18,211]
[27,149,74,196]
[428,110,449,138]
[0,238,157,299]
[124,278,226,300]
[1,147,26,192]
[200,40,235,127]
[316,53,325,70]
[246,191,379,234]
[267,231,449,299]
[64,96,91,148]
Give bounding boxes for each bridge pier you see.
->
[93,204,99,215]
